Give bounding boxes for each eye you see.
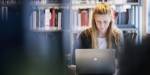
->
[104,21,107,24]
[96,21,101,24]
[99,21,102,24]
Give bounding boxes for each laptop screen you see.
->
[75,49,116,74]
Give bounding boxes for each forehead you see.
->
[94,14,111,21]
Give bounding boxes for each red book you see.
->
[80,9,89,26]
[50,8,56,27]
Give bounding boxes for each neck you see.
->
[98,33,105,38]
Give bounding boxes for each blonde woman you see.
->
[78,3,124,75]
[69,3,124,75]
[79,3,124,54]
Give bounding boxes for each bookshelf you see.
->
[28,0,143,65]
[69,0,141,33]
[0,0,21,6]
[30,0,63,32]
[0,0,22,21]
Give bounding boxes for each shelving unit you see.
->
[30,0,63,32]
[29,0,143,65]
[0,0,22,21]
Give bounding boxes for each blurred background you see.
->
[0,0,150,75]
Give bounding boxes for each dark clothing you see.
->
[77,29,124,55]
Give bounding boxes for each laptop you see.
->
[75,49,116,75]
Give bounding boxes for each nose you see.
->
[100,23,105,29]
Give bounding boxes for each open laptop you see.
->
[75,49,116,75]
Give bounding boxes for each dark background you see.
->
[0,1,65,75]
[0,0,150,75]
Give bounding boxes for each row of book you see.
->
[31,7,136,31]
[71,9,92,31]
[31,8,62,31]
[71,7,135,31]
[116,6,135,25]
[0,0,21,5]
[31,0,62,4]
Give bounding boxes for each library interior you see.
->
[0,0,150,75]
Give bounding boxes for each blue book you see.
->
[39,9,45,28]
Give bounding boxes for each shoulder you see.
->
[80,28,92,38]
[112,27,123,38]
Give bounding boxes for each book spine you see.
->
[78,11,81,30]
[50,8,56,27]
[58,10,62,30]
[45,8,51,30]
[55,9,58,28]
[40,9,45,28]
[32,10,37,29]
[80,9,89,26]
[37,10,40,29]
[89,9,93,27]
[74,9,78,30]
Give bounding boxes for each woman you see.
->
[77,3,124,75]
[69,3,124,75]
[79,3,124,55]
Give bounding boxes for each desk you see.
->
[67,62,119,75]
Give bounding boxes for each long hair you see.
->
[85,3,121,48]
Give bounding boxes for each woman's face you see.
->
[94,14,111,35]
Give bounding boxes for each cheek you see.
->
[95,22,100,28]
[105,24,110,29]
[96,23,101,30]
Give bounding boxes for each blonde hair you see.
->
[85,3,121,49]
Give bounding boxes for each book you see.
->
[39,9,45,28]
[55,9,58,28]
[80,0,88,4]
[45,8,51,30]
[77,12,81,29]
[73,9,78,30]
[89,9,93,27]
[58,10,62,30]
[32,9,40,29]
[127,0,139,3]
[131,6,135,25]
[50,8,56,27]
[32,10,37,29]
[47,0,61,3]
[114,0,127,4]
[80,9,89,26]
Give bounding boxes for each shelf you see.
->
[71,0,96,5]
[70,2,140,9]
[31,3,64,9]
[120,28,137,31]
[30,2,141,9]
[32,27,61,32]
[117,25,137,31]
[117,25,136,28]
[71,4,96,9]
[110,3,140,6]
[0,1,21,6]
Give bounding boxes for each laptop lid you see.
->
[75,49,116,74]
